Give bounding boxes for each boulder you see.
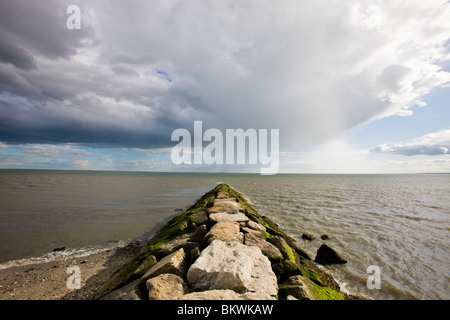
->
[242,227,266,239]
[189,210,208,225]
[189,246,200,265]
[168,219,190,237]
[302,233,315,240]
[278,276,316,300]
[268,236,296,262]
[214,197,236,203]
[208,200,244,214]
[314,244,347,265]
[282,260,302,278]
[141,248,186,282]
[271,263,284,281]
[204,221,243,245]
[247,220,267,234]
[101,279,143,300]
[216,191,231,199]
[132,255,157,278]
[209,212,249,224]
[187,240,278,297]
[146,274,187,300]
[180,242,200,261]
[213,198,239,205]
[152,233,192,257]
[320,234,330,240]
[179,289,275,300]
[240,292,276,300]
[191,224,207,242]
[180,289,241,300]
[244,232,283,262]
[279,275,345,300]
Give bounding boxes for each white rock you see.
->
[146,274,187,300]
[208,200,244,213]
[204,221,243,244]
[247,220,267,233]
[179,289,276,300]
[209,212,250,224]
[179,289,241,300]
[186,240,278,297]
[100,279,142,300]
[239,291,276,300]
[141,248,186,282]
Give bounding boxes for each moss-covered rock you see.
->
[268,236,296,263]
[132,255,157,278]
[279,275,345,300]
[189,210,208,225]
[313,284,346,300]
[151,233,193,258]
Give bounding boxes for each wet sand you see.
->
[0,243,143,300]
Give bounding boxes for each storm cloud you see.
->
[0,0,449,150]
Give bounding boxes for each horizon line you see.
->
[0,168,448,175]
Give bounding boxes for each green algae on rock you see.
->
[95,183,351,300]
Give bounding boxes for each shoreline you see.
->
[0,242,143,300]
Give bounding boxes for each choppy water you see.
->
[0,170,449,300]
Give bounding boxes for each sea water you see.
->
[0,170,448,300]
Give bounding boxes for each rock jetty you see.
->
[94,184,349,300]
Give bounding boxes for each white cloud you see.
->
[369,129,450,156]
[278,139,377,173]
[0,0,449,150]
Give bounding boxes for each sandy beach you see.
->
[0,243,143,300]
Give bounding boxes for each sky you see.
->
[0,0,449,173]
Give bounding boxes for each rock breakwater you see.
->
[95,184,350,300]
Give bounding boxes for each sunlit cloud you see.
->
[369,129,450,156]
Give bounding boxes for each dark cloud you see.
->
[0,0,93,61]
[0,0,449,151]
[0,93,176,148]
[0,29,36,70]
